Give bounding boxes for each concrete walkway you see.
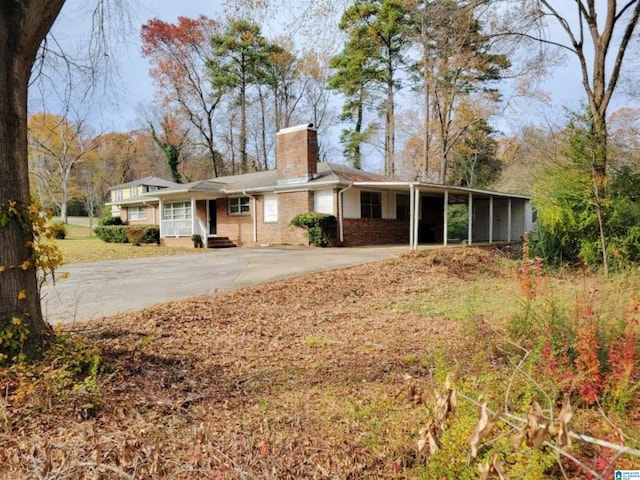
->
[41,246,407,324]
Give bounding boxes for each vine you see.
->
[0,200,63,363]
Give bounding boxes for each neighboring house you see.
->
[106,124,535,248]
[107,177,179,225]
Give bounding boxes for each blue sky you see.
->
[37,0,637,153]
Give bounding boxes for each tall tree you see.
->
[329,41,372,170]
[265,40,302,131]
[149,114,189,184]
[408,0,509,184]
[141,15,225,177]
[208,20,282,173]
[93,131,136,185]
[0,1,66,359]
[28,112,96,223]
[498,0,640,272]
[330,0,410,176]
[0,0,128,361]
[448,118,501,188]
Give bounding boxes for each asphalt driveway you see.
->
[41,246,406,324]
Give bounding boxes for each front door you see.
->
[208,199,217,235]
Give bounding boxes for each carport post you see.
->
[468,192,473,245]
[409,184,414,248]
[508,198,512,242]
[443,190,448,247]
[191,196,197,237]
[489,196,494,244]
[159,199,164,240]
[413,187,420,250]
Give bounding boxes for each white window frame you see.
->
[229,196,250,215]
[113,189,123,201]
[163,201,192,220]
[128,206,147,221]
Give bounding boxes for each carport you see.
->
[344,182,534,250]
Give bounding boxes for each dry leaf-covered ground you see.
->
[1,247,638,479]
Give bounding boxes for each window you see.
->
[128,206,147,221]
[113,189,123,201]
[229,196,250,215]
[396,194,410,220]
[163,201,192,220]
[361,191,382,219]
[130,186,139,198]
[263,194,278,222]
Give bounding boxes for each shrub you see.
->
[191,233,204,248]
[142,226,160,245]
[94,225,128,243]
[99,206,124,226]
[66,198,88,217]
[95,225,159,245]
[291,212,337,247]
[50,222,66,239]
[125,226,147,246]
[447,204,468,240]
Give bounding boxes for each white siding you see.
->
[314,189,334,215]
[263,193,278,222]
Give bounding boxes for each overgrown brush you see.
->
[4,333,104,418]
[403,244,639,479]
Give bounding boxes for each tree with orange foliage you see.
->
[141,15,224,177]
[28,112,96,224]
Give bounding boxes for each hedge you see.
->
[94,225,159,244]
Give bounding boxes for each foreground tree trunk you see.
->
[0,1,65,360]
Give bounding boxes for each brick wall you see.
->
[276,125,318,183]
[257,191,313,245]
[161,237,192,248]
[215,198,254,246]
[343,218,410,246]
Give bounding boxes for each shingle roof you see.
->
[109,176,179,190]
[214,162,390,193]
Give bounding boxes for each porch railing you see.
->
[161,219,192,237]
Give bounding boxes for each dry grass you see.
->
[55,224,204,265]
[1,247,638,479]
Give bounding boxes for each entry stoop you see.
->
[207,236,237,248]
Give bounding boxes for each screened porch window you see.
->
[163,202,192,220]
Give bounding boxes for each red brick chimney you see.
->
[276,123,318,185]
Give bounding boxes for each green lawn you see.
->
[54,224,204,264]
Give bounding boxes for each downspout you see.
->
[243,191,258,244]
[338,183,353,244]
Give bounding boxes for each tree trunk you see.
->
[0,0,65,360]
[385,77,395,178]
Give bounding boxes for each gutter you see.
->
[337,182,353,244]
[223,179,341,195]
